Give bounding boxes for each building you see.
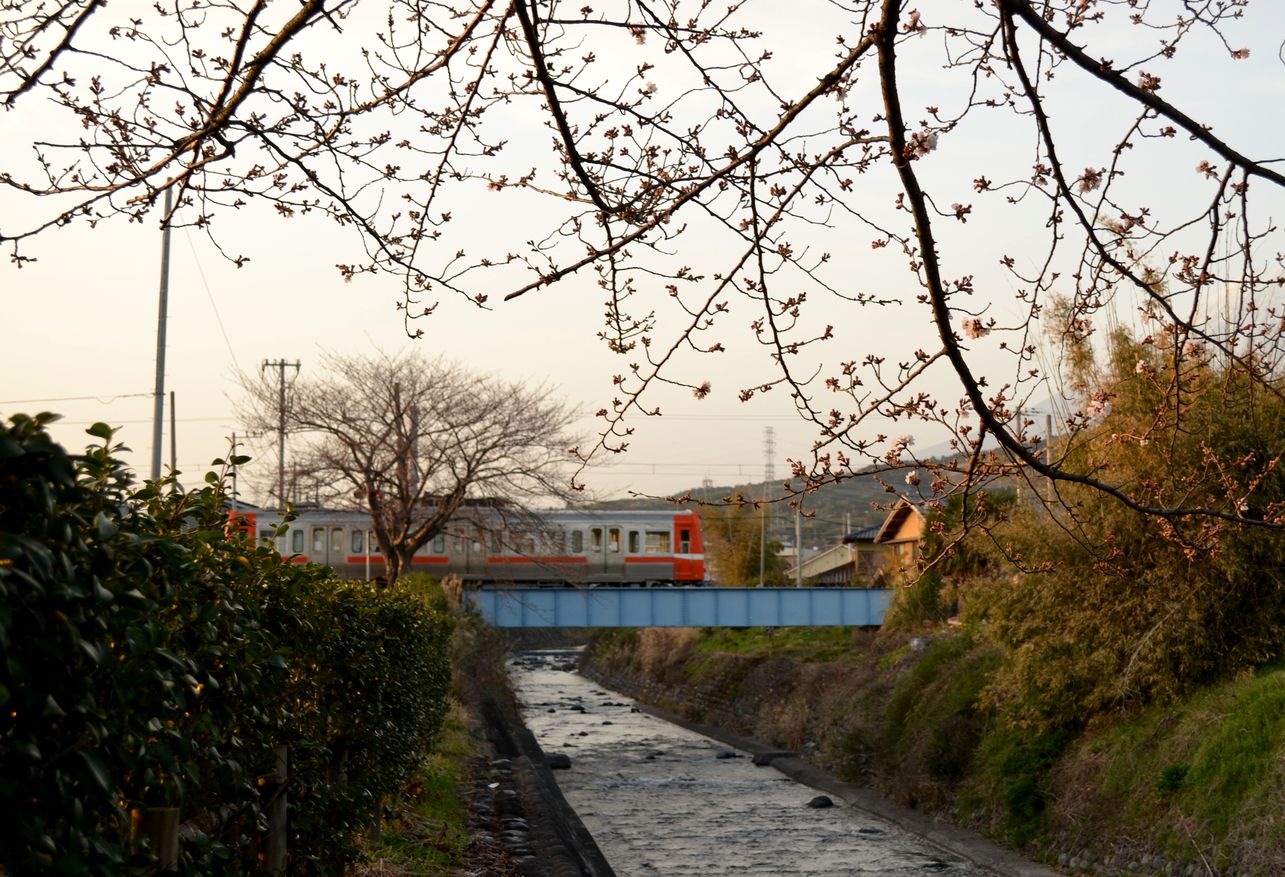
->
[786,498,926,586]
[873,497,925,568]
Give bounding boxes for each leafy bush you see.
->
[275,578,453,871]
[965,722,1076,846]
[883,631,1001,784]
[980,331,1285,727]
[0,415,453,876]
[882,569,948,629]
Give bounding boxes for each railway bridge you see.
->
[465,586,892,628]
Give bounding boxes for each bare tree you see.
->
[5,1,1285,541]
[241,351,576,584]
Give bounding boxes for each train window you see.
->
[679,528,691,553]
[571,530,584,553]
[330,528,344,555]
[628,531,640,553]
[433,534,446,553]
[312,528,325,553]
[646,531,671,553]
[292,529,305,554]
[489,532,501,553]
[351,530,365,553]
[591,528,603,551]
[608,527,621,553]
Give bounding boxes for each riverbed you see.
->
[511,650,996,876]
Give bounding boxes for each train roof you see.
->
[248,506,697,523]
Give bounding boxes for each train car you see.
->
[239,506,706,586]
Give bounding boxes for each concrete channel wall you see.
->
[475,693,617,877]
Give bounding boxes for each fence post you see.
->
[266,745,288,874]
[140,807,180,873]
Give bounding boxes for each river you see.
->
[511,650,997,876]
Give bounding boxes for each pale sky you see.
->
[3,1,1283,503]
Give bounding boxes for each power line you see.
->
[184,230,241,372]
[51,416,237,426]
[0,392,153,406]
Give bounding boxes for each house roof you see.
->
[842,525,882,544]
[875,497,923,544]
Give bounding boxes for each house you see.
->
[786,497,926,586]
[873,496,925,568]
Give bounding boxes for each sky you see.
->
[3,1,1284,505]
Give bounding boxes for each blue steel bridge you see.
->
[465,587,893,628]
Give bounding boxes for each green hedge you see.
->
[0,414,452,875]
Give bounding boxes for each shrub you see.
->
[980,332,1285,728]
[966,722,1076,846]
[0,415,453,876]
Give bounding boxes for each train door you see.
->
[467,528,482,578]
[311,525,326,564]
[608,526,622,580]
[589,526,605,578]
[310,524,345,568]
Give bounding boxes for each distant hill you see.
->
[589,470,905,551]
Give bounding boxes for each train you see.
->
[233,505,706,586]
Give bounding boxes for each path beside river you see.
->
[511,650,1004,877]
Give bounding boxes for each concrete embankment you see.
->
[470,690,616,877]
[451,622,614,876]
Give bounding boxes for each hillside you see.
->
[589,471,898,550]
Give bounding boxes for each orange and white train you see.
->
[232,506,706,586]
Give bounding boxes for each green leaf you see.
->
[94,512,119,540]
[86,422,113,440]
[78,638,106,664]
[78,750,112,794]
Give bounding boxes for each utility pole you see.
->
[230,432,240,511]
[1045,411,1054,505]
[262,359,301,508]
[794,501,802,588]
[169,390,177,475]
[760,427,775,586]
[150,187,173,482]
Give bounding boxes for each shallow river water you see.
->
[511,650,995,877]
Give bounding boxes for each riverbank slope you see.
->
[580,627,1285,876]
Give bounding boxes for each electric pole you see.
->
[150,187,173,482]
[795,501,802,588]
[760,427,775,586]
[262,359,300,508]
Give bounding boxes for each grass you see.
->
[692,626,857,662]
[354,702,476,876]
[1068,665,1285,871]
